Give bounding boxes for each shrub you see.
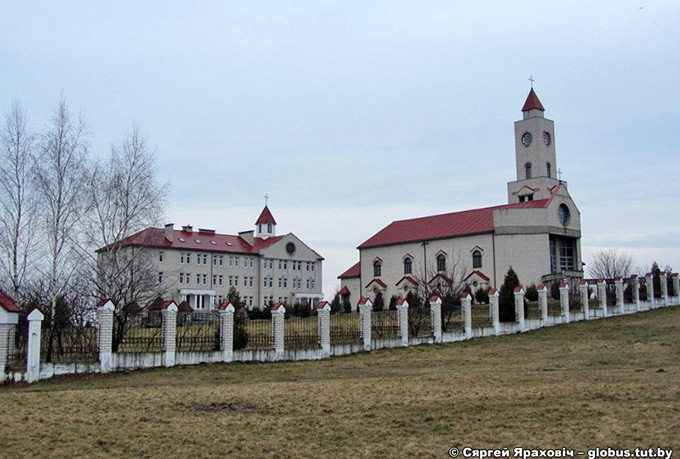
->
[388,295,400,310]
[499,267,521,322]
[474,287,489,304]
[525,284,538,302]
[233,307,248,350]
[373,292,385,311]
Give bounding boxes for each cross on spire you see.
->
[264,194,269,206]
[529,75,535,89]
[557,168,563,181]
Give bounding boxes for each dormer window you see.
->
[525,162,532,179]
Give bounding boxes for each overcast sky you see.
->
[2,1,679,298]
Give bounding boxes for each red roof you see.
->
[464,270,490,282]
[460,291,469,298]
[338,286,351,295]
[358,198,552,249]
[522,88,545,112]
[513,286,523,293]
[271,302,284,311]
[395,298,407,306]
[0,290,20,313]
[338,262,361,279]
[97,298,115,307]
[365,278,387,289]
[429,273,452,285]
[395,276,418,286]
[255,206,277,225]
[578,280,587,285]
[358,297,371,306]
[316,301,330,309]
[97,227,284,255]
[488,288,497,295]
[429,295,440,302]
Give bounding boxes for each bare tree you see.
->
[0,102,37,299]
[588,248,634,279]
[82,126,167,313]
[34,99,90,317]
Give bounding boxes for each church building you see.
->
[339,89,583,303]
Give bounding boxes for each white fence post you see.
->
[461,293,472,339]
[579,280,589,319]
[514,287,525,331]
[660,271,668,307]
[26,308,44,383]
[614,277,624,314]
[161,300,178,367]
[559,281,570,323]
[538,283,548,322]
[218,301,235,362]
[358,298,372,351]
[489,289,500,335]
[598,279,608,317]
[429,295,442,343]
[395,299,409,347]
[271,303,286,357]
[316,301,331,357]
[631,275,640,312]
[673,273,679,306]
[0,298,20,382]
[645,273,654,309]
[97,299,115,373]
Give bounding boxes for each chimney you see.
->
[165,223,174,242]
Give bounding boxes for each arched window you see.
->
[436,254,446,272]
[373,261,382,277]
[546,162,552,178]
[472,250,482,268]
[525,162,532,179]
[403,257,412,274]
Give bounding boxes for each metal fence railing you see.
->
[547,299,562,316]
[525,301,542,320]
[6,324,26,372]
[442,304,463,332]
[471,304,492,328]
[176,311,220,352]
[114,311,162,353]
[371,310,399,340]
[284,316,319,349]
[409,307,432,338]
[243,318,272,350]
[41,326,98,363]
[329,312,361,345]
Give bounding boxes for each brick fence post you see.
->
[673,273,679,306]
[97,299,115,373]
[579,280,589,319]
[0,299,20,382]
[271,303,286,357]
[597,279,608,317]
[316,301,331,357]
[429,295,442,343]
[538,283,548,322]
[489,289,500,335]
[559,281,570,323]
[461,292,472,339]
[358,298,372,351]
[660,271,668,307]
[161,300,178,367]
[395,298,409,347]
[218,301,235,362]
[631,275,640,312]
[645,273,654,309]
[26,307,44,383]
[614,277,624,314]
[514,287,525,331]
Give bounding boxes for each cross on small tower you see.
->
[557,168,563,181]
[529,75,535,89]
[264,194,269,206]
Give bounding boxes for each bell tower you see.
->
[507,88,562,204]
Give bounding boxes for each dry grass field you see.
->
[1,307,679,458]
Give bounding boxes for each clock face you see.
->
[543,131,551,145]
[521,132,532,147]
[558,204,570,226]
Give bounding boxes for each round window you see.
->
[558,204,570,226]
[286,242,296,254]
[521,132,532,147]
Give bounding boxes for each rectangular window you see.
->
[229,275,233,286]
[213,274,217,286]
[234,276,239,287]
[213,256,217,266]
[159,252,164,263]
[180,253,185,264]
[158,272,163,283]
[306,278,310,290]
[203,274,208,285]
[234,256,239,268]
[219,255,224,266]
[186,253,191,264]
[219,275,223,286]
[196,274,201,285]
[179,273,185,285]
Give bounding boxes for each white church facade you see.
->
[339,89,583,303]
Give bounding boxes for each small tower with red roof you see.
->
[507,86,561,204]
[255,205,277,239]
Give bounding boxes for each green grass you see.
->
[1,307,679,458]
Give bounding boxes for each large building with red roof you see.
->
[339,89,583,304]
[97,206,324,310]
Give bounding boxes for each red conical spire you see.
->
[255,205,277,225]
[522,88,545,112]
